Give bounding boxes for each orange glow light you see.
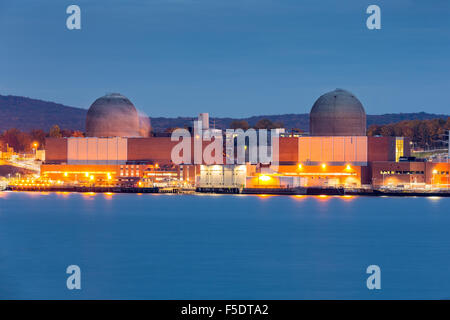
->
[321,163,326,169]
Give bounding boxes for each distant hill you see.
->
[0,94,448,132]
[0,94,86,131]
[149,112,450,132]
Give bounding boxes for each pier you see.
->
[4,184,449,197]
[7,185,160,193]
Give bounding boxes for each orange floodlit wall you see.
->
[246,174,306,188]
[246,175,281,188]
[298,136,367,165]
[251,164,362,188]
[426,162,450,186]
[370,161,449,187]
[279,164,362,187]
[41,163,181,185]
[41,164,120,183]
[67,137,128,164]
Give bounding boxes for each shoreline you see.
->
[3,185,450,197]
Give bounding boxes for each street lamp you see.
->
[32,142,38,156]
[432,169,438,189]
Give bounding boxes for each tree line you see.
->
[368,117,450,150]
[0,125,83,152]
[229,119,285,130]
[3,117,449,152]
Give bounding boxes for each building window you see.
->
[395,137,404,162]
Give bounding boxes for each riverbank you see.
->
[4,185,450,197]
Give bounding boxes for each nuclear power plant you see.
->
[310,89,366,136]
[86,93,151,138]
[12,89,447,194]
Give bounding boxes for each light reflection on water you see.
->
[0,191,449,299]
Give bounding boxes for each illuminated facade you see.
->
[197,165,248,188]
[38,90,449,191]
[395,137,404,162]
[40,163,181,187]
[275,164,362,188]
[371,161,449,188]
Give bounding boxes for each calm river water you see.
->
[0,191,449,299]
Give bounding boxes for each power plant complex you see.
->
[22,89,449,194]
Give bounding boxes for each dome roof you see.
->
[86,93,142,137]
[309,89,366,136]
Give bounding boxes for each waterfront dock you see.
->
[4,184,450,197]
[7,185,160,193]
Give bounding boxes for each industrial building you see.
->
[40,90,449,191]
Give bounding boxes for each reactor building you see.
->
[40,89,448,190]
[310,89,366,136]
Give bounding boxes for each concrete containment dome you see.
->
[309,89,366,136]
[86,93,142,137]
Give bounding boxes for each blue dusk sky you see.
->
[0,0,449,117]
